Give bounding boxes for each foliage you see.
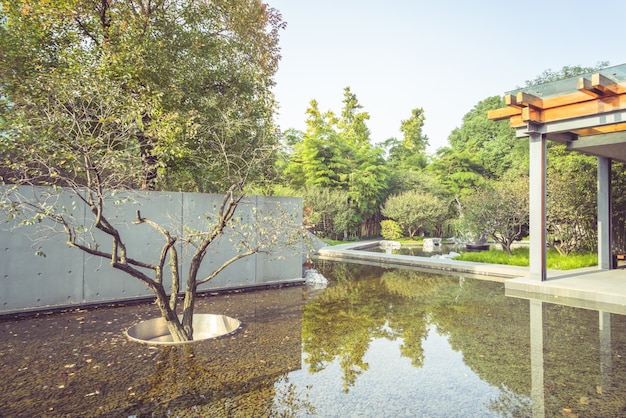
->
[447,96,525,179]
[612,162,626,253]
[281,88,388,237]
[427,148,486,204]
[546,145,597,255]
[380,219,403,240]
[383,107,429,171]
[0,0,284,193]
[299,186,356,240]
[459,176,529,255]
[523,62,610,87]
[276,61,625,254]
[382,191,447,238]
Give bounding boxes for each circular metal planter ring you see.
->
[126,314,241,345]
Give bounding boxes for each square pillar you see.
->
[597,157,612,269]
[529,132,547,281]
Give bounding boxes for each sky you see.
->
[267,0,626,153]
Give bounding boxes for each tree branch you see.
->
[195,248,260,286]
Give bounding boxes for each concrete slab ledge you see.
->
[506,271,626,314]
[317,241,527,280]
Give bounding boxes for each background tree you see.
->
[427,148,486,213]
[446,96,525,179]
[280,88,388,238]
[0,0,288,342]
[546,145,597,255]
[612,162,626,254]
[299,186,353,240]
[384,107,429,171]
[522,62,610,87]
[381,191,447,239]
[460,177,529,255]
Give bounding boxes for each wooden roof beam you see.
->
[516,92,543,109]
[577,77,603,98]
[487,106,521,121]
[592,73,619,95]
[522,107,541,123]
[504,94,523,109]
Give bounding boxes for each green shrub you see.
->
[381,220,403,240]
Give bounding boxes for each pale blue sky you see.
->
[268,0,626,152]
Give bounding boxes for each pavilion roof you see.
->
[488,63,626,163]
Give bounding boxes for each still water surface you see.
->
[1,260,626,417]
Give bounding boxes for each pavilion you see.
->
[488,63,626,282]
[489,67,626,416]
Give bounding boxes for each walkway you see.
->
[316,241,626,314]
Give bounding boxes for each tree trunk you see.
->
[152,284,190,342]
[137,115,157,190]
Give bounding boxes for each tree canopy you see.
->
[0,0,285,192]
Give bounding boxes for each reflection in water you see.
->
[2,260,626,416]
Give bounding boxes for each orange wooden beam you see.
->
[592,73,620,95]
[516,92,543,109]
[487,106,521,121]
[573,122,626,136]
[577,77,602,98]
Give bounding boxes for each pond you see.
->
[364,242,468,257]
[1,260,626,417]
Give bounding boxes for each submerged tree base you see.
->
[126,314,241,345]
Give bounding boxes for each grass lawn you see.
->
[321,238,352,246]
[454,247,597,270]
[321,238,597,270]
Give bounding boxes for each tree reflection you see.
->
[303,264,463,391]
[304,261,534,415]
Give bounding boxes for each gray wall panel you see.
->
[1,186,303,314]
[1,189,85,311]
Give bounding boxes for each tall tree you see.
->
[281,88,388,237]
[338,86,371,145]
[385,107,429,171]
[282,100,342,188]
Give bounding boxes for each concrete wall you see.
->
[0,187,303,314]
